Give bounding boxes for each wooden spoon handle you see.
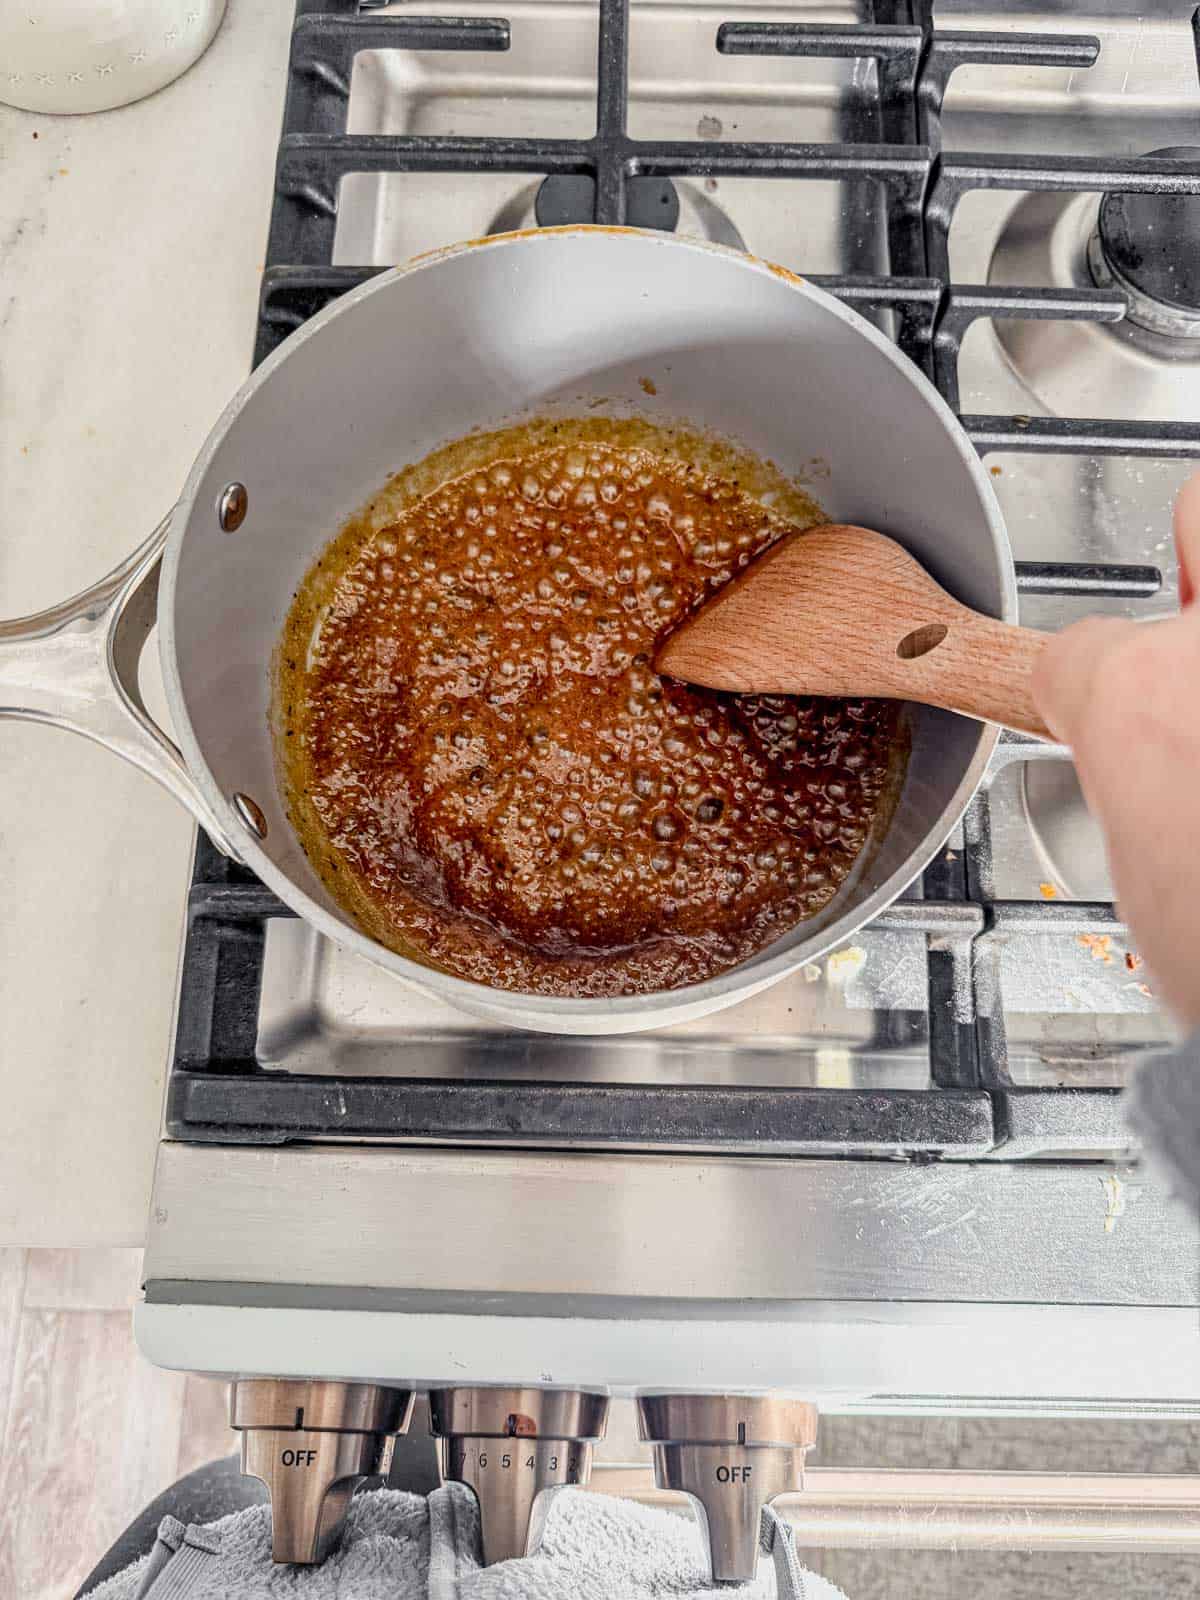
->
[900,611,1053,741]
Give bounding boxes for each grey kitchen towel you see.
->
[84,1484,848,1600]
[84,1488,430,1599]
[426,1483,847,1600]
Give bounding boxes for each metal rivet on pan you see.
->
[232,792,268,838]
[218,481,248,533]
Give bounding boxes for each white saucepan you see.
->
[0,228,1010,1033]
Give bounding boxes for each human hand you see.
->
[1032,472,1200,1028]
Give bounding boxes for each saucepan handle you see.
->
[0,513,241,859]
[983,727,1072,783]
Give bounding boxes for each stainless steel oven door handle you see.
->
[0,513,240,859]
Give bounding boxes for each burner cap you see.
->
[487,177,745,252]
[1097,146,1200,314]
[535,175,681,232]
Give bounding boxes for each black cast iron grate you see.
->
[167,0,1200,1155]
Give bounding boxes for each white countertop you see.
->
[0,2,293,1245]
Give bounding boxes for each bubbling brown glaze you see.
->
[277,423,905,997]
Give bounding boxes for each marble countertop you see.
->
[0,2,293,1245]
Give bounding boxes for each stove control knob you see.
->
[429,1387,609,1564]
[230,1380,414,1563]
[636,1395,818,1582]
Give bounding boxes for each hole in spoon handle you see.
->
[897,623,949,660]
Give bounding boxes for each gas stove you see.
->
[137,0,1200,1579]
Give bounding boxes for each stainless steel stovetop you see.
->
[264,0,1194,1091]
[138,0,1200,1577]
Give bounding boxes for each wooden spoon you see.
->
[656,523,1053,741]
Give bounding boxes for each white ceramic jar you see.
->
[0,1,227,114]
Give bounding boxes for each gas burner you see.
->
[990,150,1200,900]
[485,176,747,252]
[987,149,1200,425]
[1090,150,1200,343]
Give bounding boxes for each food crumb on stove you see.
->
[1102,1172,1126,1234]
[826,946,867,984]
[638,377,658,396]
[801,963,822,983]
[1125,950,1143,972]
[1076,933,1114,964]
[989,465,1003,477]
[1039,881,1059,899]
